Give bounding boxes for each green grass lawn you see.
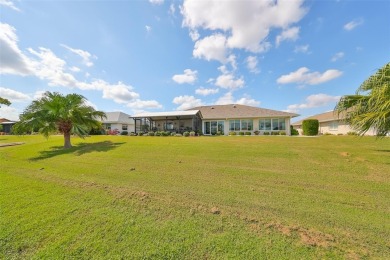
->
[1,135,389,259]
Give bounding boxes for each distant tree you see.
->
[335,62,390,136]
[13,92,106,148]
[0,97,11,107]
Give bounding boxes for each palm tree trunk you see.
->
[64,132,72,148]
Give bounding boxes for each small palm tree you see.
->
[14,92,106,148]
[335,62,390,136]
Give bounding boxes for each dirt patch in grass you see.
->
[0,142,24,147]
[340,152,350,157]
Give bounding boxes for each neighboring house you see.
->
[291,111,376,136]
[100,112,134,134]
[0,118,17,134]
[132,104,298,135]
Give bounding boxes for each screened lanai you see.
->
[131,110,202,134]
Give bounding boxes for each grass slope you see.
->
[1,135,389,259]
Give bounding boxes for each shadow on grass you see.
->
[376,149,390,153]
[30,141,125,161]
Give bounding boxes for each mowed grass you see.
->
[0,135,389,259]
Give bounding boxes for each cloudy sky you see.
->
[1,0,389,121]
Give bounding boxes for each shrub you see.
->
[183,131,190,137]
[245,132,251,135]
[129,132,137,136]
[148,131,155,136]
[254,130,260,135]
[271,131,280,135]
[229,131,236,136]
[302,119,319,136]
[239,132,245,136]
[196,130,203,136]
[89,127,104,135]
[175,133,182,137]
[337,133,344,136]
[324,132,333,135]
[171,132,176,136]
[120,131,128,135]
[290,126,299,136]
[216,131,224,136]
[190,131,196,136]
[263,132,270,135]
[138,132,144,136]
[347,131,358,136]
[155,131,161,136]
[280,131,286,135]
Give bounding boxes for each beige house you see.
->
[101,112,134,134]
[291,111,376,136]
[132,104,298,136]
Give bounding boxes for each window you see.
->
[329,121,338,130]
[241,119,253,130]
[104,123,111,130]
[122,124,128,131]
[259,118,285,131]
[229,120,240,131]
[204,121,224,134]
[164,122,174,130]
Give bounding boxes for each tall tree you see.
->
[14,92,106,148]
[335,62,390,136]
[0,97,11,107]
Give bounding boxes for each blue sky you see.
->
[1,0,389,122]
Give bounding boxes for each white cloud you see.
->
[189,30,199,41]
[236,96,260,107]
[84,99,98,110]
[169,3,175,16]
[0,87,31,102]
[331,52,344,62]
[286,94,341,113]
[0,105,19,121]
[195,87,219,96]
[216,92,260,106]
[33,90,46,100]
[277,67,343,85]
[127,99,162,109]
[294,44,309,53]
[0,23,33,76]
[275,26,300,47]
[215,65,244,90]
[145,25,152,33]
[69,66,81,72]
[182,0,307,53]
[172,95,203,110]
[172,69,198,84]
[344,18,364,31]
[149,0,164,5]
[193,34,227,63]
[246,56,259,73]
[61,44,96,67]
[0,0,20,11]
[101,82,139,104]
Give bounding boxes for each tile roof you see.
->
[188,104,298,119]
[292,110,345,126]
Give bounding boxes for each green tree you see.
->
[0,97,11,107]
[13,92,106,148]
[335,62,390,136]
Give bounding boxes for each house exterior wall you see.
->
[103,123,135,133]
[202,117,292,136]
[293,120,376,136]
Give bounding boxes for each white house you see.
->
[132,104,298,135]
[101,112,134,134]
[291,110,376,136]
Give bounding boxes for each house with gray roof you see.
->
[132,104,298,135]
[291,111,376,136]
[100,112,134,134]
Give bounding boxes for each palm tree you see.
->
[0,97,11,107]
[14,92,106,148]
[335,62,390,136]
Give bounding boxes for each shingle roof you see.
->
[132,110,200,118]
[188,104,298,119]
[292,110,345,126]
[102,112,133,124]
